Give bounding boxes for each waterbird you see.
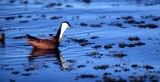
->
[25,21,71,49]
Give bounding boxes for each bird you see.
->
[25,21,71,49]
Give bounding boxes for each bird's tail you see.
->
[26,34,38,39]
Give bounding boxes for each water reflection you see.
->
[0,41,5,47]
[28,49,70,70]
[0,33,5,47]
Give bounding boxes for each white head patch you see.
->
[58,22,70,42]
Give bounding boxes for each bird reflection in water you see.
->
[28,49,71,70]
[0,33,5,47]
[0,41,5,47]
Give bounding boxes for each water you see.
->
[0,0,160,82]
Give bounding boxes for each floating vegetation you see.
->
[103,75,115,81]
[129,70,160,82]
[77,65,86,68]
[143,65,155,70]
[26,15,32,18]
[131,64,141,69]
[21,73,32,76]
[50,16,62,20]
[119,42,145,48]
[100,22,106,25]
[19,20,28,23]
[123,68,130,72]
[144,2,160,6]
[35,1,43,4]
[22,63,49,72]
[32,17,43,21]
[66,59,77,63]
[41,14,47,18]
[103,73,126,82]
[66,38,94,46]
[5,16,15,20]
[103,72,112,76]
[24,67,36,72]
[9,79,16,82]
[114,64,121,67]
[45,2,62,8]
[17,15,23,18]
[107,53,127,58]
[111,4,120,6]
[109,22,126,28]
[90,24,102,27]
[20,0,28,4]
[65,5,73,8]
[94,65,109,70]
[9,0,15,4]
[114,15,159,29]
[124,19,145,24]
[86,51,103,58]
[137,23,158,28]
[128,36,140,41]
[92,45,102,49]
[141,15,160,21]
[141,15,154,19]
[114,69,121,72]
[77,74,97,79]
[23,64,37,72]
[134,42,146,46]
[90,36,99,39]
[11,70,20,75]
[121,16,134,20]
[80,22,88,26]
[0,28,4,32]
[99,15,106,19]
[82,0,92,4]
[152,17,160,21]
[104,44,113,49]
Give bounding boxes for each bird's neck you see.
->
[55,26,66,44]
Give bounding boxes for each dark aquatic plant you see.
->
[94,65,109,70]
[82,0,92,4]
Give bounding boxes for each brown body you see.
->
[25,37,59,49]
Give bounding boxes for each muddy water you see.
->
[0,0,160,82]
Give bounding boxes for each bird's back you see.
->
[25,35,59,49]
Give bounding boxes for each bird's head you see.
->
[61,21,71,30]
